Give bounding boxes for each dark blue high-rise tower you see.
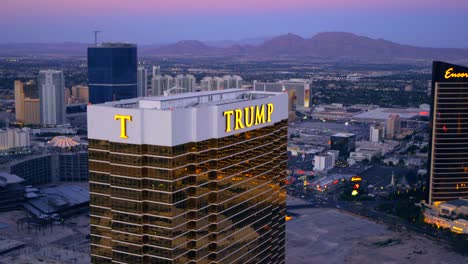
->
[88,43,137,104]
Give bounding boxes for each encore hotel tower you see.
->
[88,89,288,263]
[429,61,468,204]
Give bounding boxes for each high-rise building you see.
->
[175,74,196,94]
[200,76,224,91]
[88,43,137,104]
[14,81,25,123]
[253,79,311,108]
[428,80,432,97]
[23,80,38,99]
[24,98,41,125]
[151,75,175,96]
[149,66,161,96]
[65,87,71,104]
[38,70,66,125]
[71,85,90,103]
[428,61,468,204]
[287,90,297,112]
[222,75,243,89]
[200,77,213,91]
[88,89,288,264]
[330,133,356,157]
[152,66,160,76]
[0,128,30,150]
[14,80,38,123]
[370,124,385,143]
[137,66,148,97]
[386,114,400,139]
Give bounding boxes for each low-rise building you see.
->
[314,154,335,172]
[423,199,468,234]
[370,124,385,143]
[439,199,468,218]
[349,149,381,162]
[452,219,468,234]
[23,185,89,218]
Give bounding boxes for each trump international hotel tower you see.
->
[88,89,288,264]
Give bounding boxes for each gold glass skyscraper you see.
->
[429,61,468,204]
[88,89,288,263]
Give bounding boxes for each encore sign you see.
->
[445,68,468,79]
[223,103,274,132]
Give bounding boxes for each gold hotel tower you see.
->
[429,61,468,204]
[88,89,288,263]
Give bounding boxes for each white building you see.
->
[200,77,213,91]
[137,66,148,97]
[0,128,30,150]
[38,70,66,125]
[327,150,340,162]
[175,74,196,94]
[201,76,240,91]
[222,75,243,89]
[151,75,175,96]
[370,125,385,143]
[152,65,160,76]
[314,154,334,172]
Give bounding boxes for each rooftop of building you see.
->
[99,89,281,110]
[352,107,423,120]
[48,136,80,148]
[25,185,89,216]
[89,42,136,48]
[255,78,311,84]
[0,172,24,187]
[356,140,400,152]
[38,69,62,73]
[332,132,356,138]
[314,154,333,158]
[444,199,468,208]
[454,219,468,225]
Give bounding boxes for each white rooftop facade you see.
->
[88,89,288,147]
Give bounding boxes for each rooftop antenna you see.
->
[93,30,101,45]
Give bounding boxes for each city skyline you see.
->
[2,0,468,48]
[1,2,468,262]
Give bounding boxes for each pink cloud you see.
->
[4,0,468,16]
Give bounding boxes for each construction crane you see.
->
[163,86,186,96]
[93,30,101,45]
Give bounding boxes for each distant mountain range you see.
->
[2,32,468,62]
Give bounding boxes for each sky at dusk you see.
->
[2,0,468,48]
